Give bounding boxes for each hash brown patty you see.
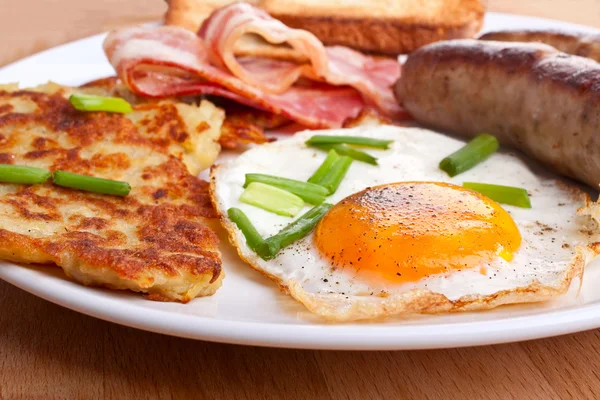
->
[0,83,224,301]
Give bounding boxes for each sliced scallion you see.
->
[0,164,51,185]
[259,203,333,260]
[306,135,393,149]
[53,170,131,196]
[307,149,340,184]
[463,182,531,208]
[317,156,353,194]
[310,143,378,165]
[227,207,266,254]
[244,173,328,205]
[439,134,499,177]
[69,94,133,114]
[240,182,304,217]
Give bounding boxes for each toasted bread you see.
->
[165,0,486,55]
[165,0,248,32]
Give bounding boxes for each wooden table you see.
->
[1,1,600,398]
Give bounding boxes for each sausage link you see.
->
[480,30,600,63]
[395,39,600,188]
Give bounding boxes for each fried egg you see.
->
[210,125,600,321]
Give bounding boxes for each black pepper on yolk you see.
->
[314,182,522,283]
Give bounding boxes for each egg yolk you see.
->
[314,182,521,283]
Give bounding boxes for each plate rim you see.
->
[2,264,600,350]
[1,11,600,350]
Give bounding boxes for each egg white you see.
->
[210,125,600,321]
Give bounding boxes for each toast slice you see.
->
[165,0,486,55]
[165,0,249,32]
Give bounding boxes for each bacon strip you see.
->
[103,3,407,129]
[198,3,404,118]
[104,26,364,128]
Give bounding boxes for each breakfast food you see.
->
[6,1,600,327]
[81,77,273,150]
[396,39,600,188]
[127,101,223,175]
[218,119,273,149]
[480,30,600,63]
[166,0,237,32]
[103,3,406,130]
[0,83,224,301]
[79,77,225,174]
[166,0,486,55]
[210,126,600,321]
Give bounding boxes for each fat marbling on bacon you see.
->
[103,2,407,129]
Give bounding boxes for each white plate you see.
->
[1,13,600,350]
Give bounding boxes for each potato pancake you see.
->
[79,79,224,174]
[0,83,224,302]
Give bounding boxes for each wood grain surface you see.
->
[1,1,600,399]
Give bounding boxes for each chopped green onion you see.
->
[308,149,340,184]
[227,208,266,254]
[306,135,393,149]
[463,182,531,208]
[244,173,328,205]
[0,164,51,184]
[53,170,131,196]
[310,143,378,165]
[317,156,353,194]
[69,94,133,114]
[259,203,333,260]
[439,134,499,177]
[240,182,304,217]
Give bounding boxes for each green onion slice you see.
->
[53,170,131,196]
[0,164,51,185]
[240,182,304,217]
[244,174,328,205]
[309,143,378,165]
[227,208,265,254]
[317,156,353,194]
[439,134,499,177]
[463,182,531,208]
[259,203,333,260]
[69,94,133,114]
[308,149,340,185]
[306,135,393,149]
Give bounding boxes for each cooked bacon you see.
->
[103,3,408,129]
[218,119,273,149]
[220,102,290,129]
[198,3,404,118]
[104,26,364,128]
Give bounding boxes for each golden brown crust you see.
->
[80,77,225,175]
[218,120,273,149]
[0,84,223,302]
[165,0,245,32]
[273,12,484,55]
[164,0,485,55]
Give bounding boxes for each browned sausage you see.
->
[395,39,600,188]
[480,30,600,63]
